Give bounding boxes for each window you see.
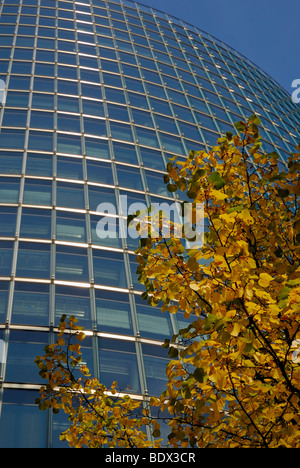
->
[30,111,54,130]
[20,208,51,239]
[0,389,47,448]
[57,114,81,133]
[55,285,92,329]
[142,344,169,396]
[23,179,52,206]
[5,331,48,384]
[135,295,173,340]
[139,147,165,171]
[0,177,20,203]
[0,152,23,175]
[28,131,53,152]
[98,338,140,393]
[112,141,138,165]
[0,130,25,149]
[16,242,51,279]
[96,290,133,334]
[0,241,13,276]
[93,249,127,288]
[55,245,89,283]
[0,282,9,323]
[26,153,52,177]
[11,283,49,326]
[2,110,28,128]
[116,165,143,190]
[56,182,85,209]
[0,207,17,236]
[56,211,86,243]
[135,127,159,148]
[86,160,114,185]
[88,186,116,212]
[57,134,82,155]
[85,137,110,159]
[57,157,83,181]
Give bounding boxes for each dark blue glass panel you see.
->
[20,208,51,239]
[16,242,51,279]
[0,390,47,448]
[23,179,52,206]
[26,153,52,177]
[11,282,49,326]
[0,177,20,203]
[0,282,9,323]
[0,207,17,236]
[56,182,85,209]
[5,331,49,384]
[0,130,25,149]
[56,211,86,243]
[85,137,110,159]
[57,157,83,180]
[55,245,89,283]
[142,344,169,396]
[57,134,82,155]
[55,285,92,329]
[28,131,53,152]
[98,338,140,393]
[86,160,113,185]
[93,249,127,288]
[0,152,23,174]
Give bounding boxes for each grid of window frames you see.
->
[0,0,299,448]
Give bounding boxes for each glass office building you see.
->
[0,0,299,448]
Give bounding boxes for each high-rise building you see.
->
[0,0,299,448]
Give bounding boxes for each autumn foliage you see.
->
[36,116,300,448]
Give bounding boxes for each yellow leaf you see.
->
[210,189,228,201]
[258,272,274,288]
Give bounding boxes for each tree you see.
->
[36,116,300,448]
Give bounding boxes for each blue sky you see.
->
[140,0,300,94]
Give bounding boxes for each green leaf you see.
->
[167,183,178,193]
[277,188,289,198]
[194,367,206,383]
[208,171,225,189]
[168,346,179,358]
[249,114,261,125]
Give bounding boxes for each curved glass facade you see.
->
[0,0,299,448]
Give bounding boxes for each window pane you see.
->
[57,134,82,155]
[86,160,114,185]
[96,290,133,334]
[11,283,49,326]
[25,153,52,178]
[23,180,52,206]
[0,207,17,236]
[85,137,110,159]
[5,331,48,384]
[91,214,122,249]
[0,178,20,203]
[56,212,86,243]
[0,390,47,448]
[16,242,50,279]
[57,157,83,180]
[55,285,92,329]
[135,296,173,340]
[93,249,127,288]
[0,283,9,323]
[98,338,140,393]
[56,182,85,209]
[0,241,13,276]
[55,245,89,283]
[20,208,51,239]
[0,153,23,175]
[143,344,169,396]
